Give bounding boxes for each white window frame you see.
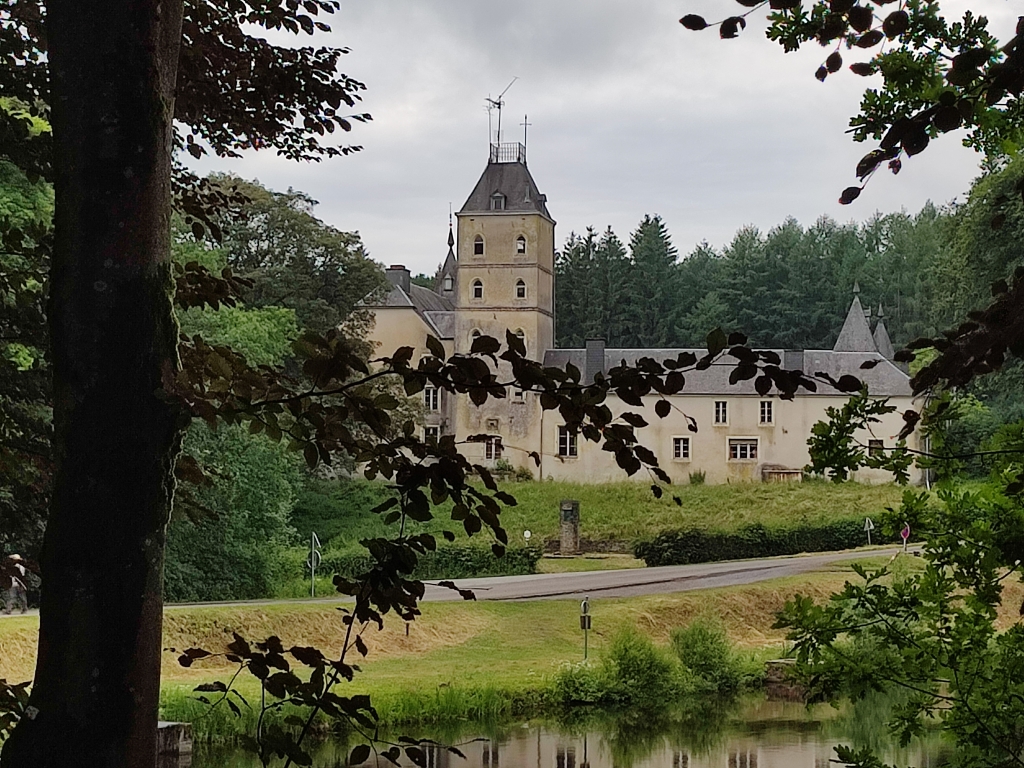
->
[472,279,483,299]
[714,400,728,425]
[728,437,759,462]
[515,279,527,299]
[490,194,505,211]
[516,235,527,254]
[423,426,439,445]
[672,436,691,461]
[759,400,773,425]
[485,436,503,460]
[424,386,439,412]
[868,439,884,457]
[513,388,525,402]
[443,275,453,291]
[558,426,578,457]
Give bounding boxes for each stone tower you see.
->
[453,141,555,359]
[452,141,555,470]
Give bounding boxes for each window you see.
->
[424,386,438,412]
[728,438,758,461]
[516,235,526,254]
[868,439,884,457]
[485,436,503,460]
[515,279,526,299]
[443,275,453,291]
[474,235,484,256]
[558,426,578,457]
[514,388,525,402]
[673,437,691,460]
[760,400,773,424]
[490,193,505,211]
[423,426,439,445]
[714,401,728,425]
[472,279,483,299]
[514,328,526,353]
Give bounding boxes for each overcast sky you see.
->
[189,0,1017,276]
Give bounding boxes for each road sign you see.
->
[901,522,911,552]
[523,530,532,541]
[580,596,591,659]
[864,517,874,546]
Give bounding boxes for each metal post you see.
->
[580,596,591,660]
[309,532,322,598]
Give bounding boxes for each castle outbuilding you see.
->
[365,142,920,484]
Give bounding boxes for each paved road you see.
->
[0,547,907,618]
[418,547,905,602]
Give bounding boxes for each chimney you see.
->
[385,264,410,294]
[585,338,606,384]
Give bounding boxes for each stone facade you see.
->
[364,144,922,484]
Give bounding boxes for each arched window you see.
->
[516,235,526,254]
[514,328,526,353]
[473,235,484,256]
[443,275,453,291]
[472,279,483,299]
[515,279,526,299]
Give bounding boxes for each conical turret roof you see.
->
[833,291,878,353]
[873,304,895,359]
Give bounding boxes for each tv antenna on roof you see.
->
[486,77,518,144]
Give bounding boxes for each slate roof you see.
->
[542,347,912,398]
[873,318,895,360]
[459,161,552,219]
[371,282,455,339]
[833,294,877,352]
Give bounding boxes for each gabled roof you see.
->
[833,294,877,353]
[873,319,895,359]
[459,161,552,219]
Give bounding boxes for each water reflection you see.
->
[193,697,949,768]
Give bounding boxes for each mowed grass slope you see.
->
[295,479,904,553]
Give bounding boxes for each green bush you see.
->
[314,545,541,582]
[671,618,741,694]
[602,629,680,710]
[634,519,888,566]
[689,470,706,485]
[550,661,606,706]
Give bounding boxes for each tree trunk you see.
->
[2,2,184,767]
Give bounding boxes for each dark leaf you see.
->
[839,186,862,205]
[679,15,707,30]
[815,66,828,82]
[882,10,908,37]
[826,51,842,72]
[847,5,873,32]
[855,29,884,48]
[655,399,672,418]
[719,16,746,38]
[350,744,371,765]
[849,62,874,76]
[425,335,446,361]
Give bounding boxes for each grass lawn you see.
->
[295,478,905,554]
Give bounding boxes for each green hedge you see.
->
[317,545,542,581]
[634,520,889,567]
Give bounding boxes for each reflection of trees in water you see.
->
[546,697,738,768]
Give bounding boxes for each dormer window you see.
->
[472,279,483,299]
[516,236,526,254]
[490,193,505,211]
[474,235,484,256]
[443,275,453,291]
[515,279,526,299]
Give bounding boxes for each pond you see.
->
[190,694,949,768]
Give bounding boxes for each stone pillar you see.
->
[560,500,580,555]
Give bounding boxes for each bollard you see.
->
[560,500,580,555]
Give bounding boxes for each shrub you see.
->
[671,618,741,694]
[316,545,541,582]
[550,661,605,706]
[689,470,706,485]
[634,519,887,566]
[602,629,679,710]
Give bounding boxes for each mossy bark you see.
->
[1,2,184,766]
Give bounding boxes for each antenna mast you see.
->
[485,77,518,144]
